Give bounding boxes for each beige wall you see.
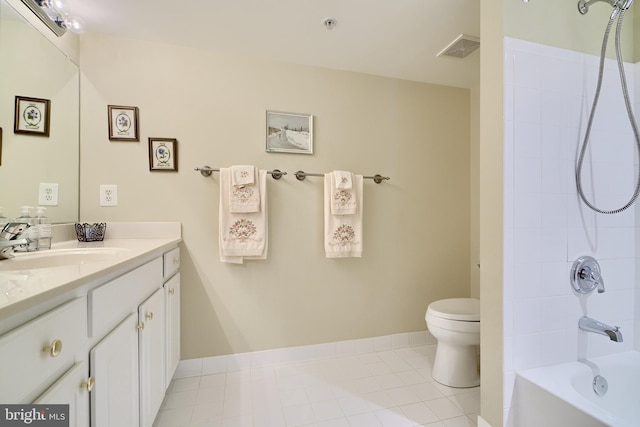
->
[79,33,472,359]
[480,0,504,426]
[504,0,634,59]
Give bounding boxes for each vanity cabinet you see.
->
[139,288,166,427]
[0,297,87,404]
[34,362,90,427]
[164,273,180,386]
[163,246,181,386]
[90,314,140,427]
[0,243,181,427]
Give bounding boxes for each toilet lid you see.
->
[428,298,480,321]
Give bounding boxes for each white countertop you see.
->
[0,222,181,322]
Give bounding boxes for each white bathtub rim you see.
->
[516,351,640,427]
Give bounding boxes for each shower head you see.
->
[578,0,634,15]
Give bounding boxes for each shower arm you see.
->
[578,0,634,15]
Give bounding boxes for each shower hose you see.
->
[575,7,640,214]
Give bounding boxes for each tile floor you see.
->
[153,344,479,427]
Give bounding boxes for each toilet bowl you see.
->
[425,298,480,388]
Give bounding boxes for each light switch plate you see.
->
[100,185,118,206]
[38,183,59,206]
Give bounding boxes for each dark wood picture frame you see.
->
[14,96,51,137]
[108,105,139,141]
[148,138,178,172]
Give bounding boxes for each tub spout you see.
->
[579,316,623,342]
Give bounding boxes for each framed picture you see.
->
[266,110,313,154]
[108,105,139,141]
[148,138,178,171]
[14,96,51,136]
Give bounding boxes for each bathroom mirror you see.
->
[0,0,79,223]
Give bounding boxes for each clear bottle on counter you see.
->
[35,206,51,250]
[14,206,37,251]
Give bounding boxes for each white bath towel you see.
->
[229,166,260,213]
[332,170,352,189]
[324,173,363,258]
[330,171,357,215]
[219,168,268,264]
[231,165,255,186]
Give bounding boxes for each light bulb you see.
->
[50,0,70,16]
[63,16,85,34]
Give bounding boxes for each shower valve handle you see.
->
[571,256,605,294]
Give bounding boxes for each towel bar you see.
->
[294,171,390,184]
[194,166,287,180]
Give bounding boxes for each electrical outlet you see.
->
[100,185,118,206]
[38,183,59,206]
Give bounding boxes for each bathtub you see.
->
[507,351,640,427]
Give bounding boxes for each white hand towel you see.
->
[324,174,363,258]
[330,171,357,215]
[333,170,352,189]
[231,165,255,186]
[229,166,260,213]
[220,168,268,264]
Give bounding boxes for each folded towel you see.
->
[220,168,268,264]
[330,171,357,215]
[229,166,260,213]
[333,170,352,189]
[324,174,363,258]
[231,165,255,186]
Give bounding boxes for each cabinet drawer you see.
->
[0,297,86,403]
[163,247,180,279]
[89,257,162,339]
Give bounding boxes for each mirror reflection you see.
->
[0,0,79,223]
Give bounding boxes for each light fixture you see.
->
[20,0,85,37]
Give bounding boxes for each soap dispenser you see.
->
[14,206,37,251]
[35,206,51,250]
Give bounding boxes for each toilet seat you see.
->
[427,298,479,322]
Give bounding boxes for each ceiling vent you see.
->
[437,34,480,59]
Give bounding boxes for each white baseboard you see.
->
[175,330,435,379]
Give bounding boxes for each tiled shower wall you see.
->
[503,37,638,419]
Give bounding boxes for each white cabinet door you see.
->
[90,313,140,427]
[139,288,165,427]
[165,273,180,385]
[34,362,90,427]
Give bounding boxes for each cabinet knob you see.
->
[137,322,145,331]
[169,288,175,295]
[173,258,179,265]
[146,312,154,321]
[83,377,95,392]
[43,339,63,357]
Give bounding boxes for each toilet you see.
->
[425,298,480,388]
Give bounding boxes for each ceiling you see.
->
[67,0,480,89]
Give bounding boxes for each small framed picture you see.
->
[14,96,51,137]
[108,105,139,141]
[266,110,313,154]
[149,138,178,172]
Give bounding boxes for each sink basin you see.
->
[0,247,129,271]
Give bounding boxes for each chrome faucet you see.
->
[579,316,623,342]
[0,222,31,260]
